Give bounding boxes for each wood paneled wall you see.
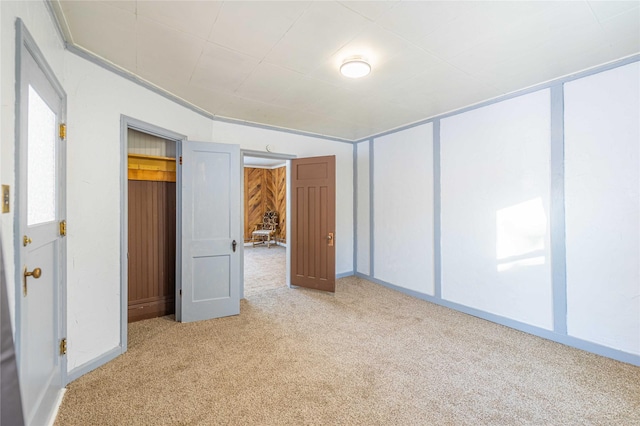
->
[244,166,286,242]
[128,180,176,322]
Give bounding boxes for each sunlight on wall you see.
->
[496,197,547,272]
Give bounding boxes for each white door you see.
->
[17,37,66,425]
[181,142,240,322]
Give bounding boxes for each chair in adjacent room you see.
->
[252,211,279,248]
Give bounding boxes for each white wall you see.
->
[64,53,216,371]
[356,142,370,275]
[1,0,67,328]
[127,128,176,157]
[441,90,553,329]
[565,62,640,355]
[373,124,434,295]
[358,63,640,361]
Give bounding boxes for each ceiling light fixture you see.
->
[340,57,371,78]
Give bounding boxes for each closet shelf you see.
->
[128,153,176,182]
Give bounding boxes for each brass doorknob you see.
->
[25,267,42,279]
[326,232,334,247]
[23,266,42,296]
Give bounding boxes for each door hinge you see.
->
[59,338,67,355]
[59,123,66,140]
[179,156,182,165]
[179,289,182,297]
[59,220,67,236]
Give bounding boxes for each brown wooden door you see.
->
[291,156,336,292]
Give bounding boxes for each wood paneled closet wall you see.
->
[127,129,176,323]
[244,166,286,243]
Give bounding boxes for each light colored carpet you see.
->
[243,244,286,297]
[55,277,639,425]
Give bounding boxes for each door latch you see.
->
[232,240,237,252]
[327,233,334,247]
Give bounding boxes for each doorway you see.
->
[241,151,294,298]
[127,129,177,322]
[120,117,185,349]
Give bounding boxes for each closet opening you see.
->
[127,128,177,322]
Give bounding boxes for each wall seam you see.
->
[433,120,442,299]
[353,143,358,274]
[369,139,375,278]
[550,84,568,335]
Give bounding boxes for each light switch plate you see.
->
[2,185,9,213]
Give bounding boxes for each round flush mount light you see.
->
[340,57,371,78]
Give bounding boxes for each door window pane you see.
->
[27,85,57,226]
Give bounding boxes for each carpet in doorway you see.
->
[244,244,286,297]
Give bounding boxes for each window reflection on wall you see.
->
[496,197,547,272]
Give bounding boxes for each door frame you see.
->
[119,116,185,350]
[14,17,67,409]
[240,150,295,298]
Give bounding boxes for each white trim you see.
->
[355,273,640,367]
[44,389,66,426]
[66,346,122,383]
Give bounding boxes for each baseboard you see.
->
[66,346,123,384]
[336,271,354,279]
[45,388,66,426]
[128,297,175,323]
[354,273,640,367]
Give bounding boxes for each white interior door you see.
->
[181,142,240,322]
[18,39,66,425]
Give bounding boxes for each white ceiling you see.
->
[243,156,286,168]
[53,1,640,141]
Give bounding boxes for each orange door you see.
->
[291,156,336,292]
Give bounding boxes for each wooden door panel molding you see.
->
[291,156,336,292]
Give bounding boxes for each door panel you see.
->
[291,156,336,292]
[181,142,240,322]
[18,36,66,426]
[193,255,230,300]
[22,240,56,415]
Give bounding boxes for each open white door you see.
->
[16,22,67,426]
[181,141,240,322]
